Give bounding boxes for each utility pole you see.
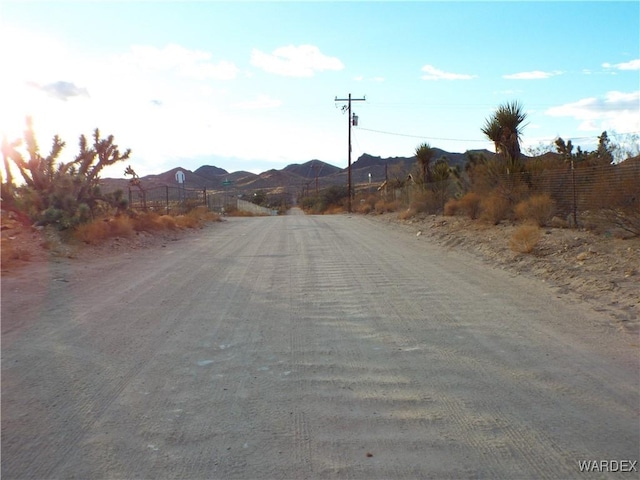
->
[335,93,365,213]
[314,162,319,195]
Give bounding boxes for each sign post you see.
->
[175,170,186,204]
[222,179,233,211]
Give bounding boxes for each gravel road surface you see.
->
[2,210,638,479]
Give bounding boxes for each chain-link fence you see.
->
[128,186,278,216]
[128,185,207,214]
[374,160,640,230]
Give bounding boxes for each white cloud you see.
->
[234,94,282,110]
[503,70,562,80]
[421,65,476,81]
[546,90,640,133]
[122,44,239,80]
[28,80,90,101]
[602,59,640,71]
[250,45,344,77]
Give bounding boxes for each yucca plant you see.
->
[482,101,528,171]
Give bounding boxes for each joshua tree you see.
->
[5,117,131,227]
[415,142,435,187]
[482,101,528,169]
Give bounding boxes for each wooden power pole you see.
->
[335,94,365,213]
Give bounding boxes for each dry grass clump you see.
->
[325,205,345,215]
[157,215,178,230]
[444,199,458,216]
[74,216,135,244]
[356,201,373,214]
[176,206,221,227]
[131,212,164,232]
[375,199,401,214]
[73,208,220,244]
[1,238,32,265]
[446,192,482,219]
[398,208,417,220]
[109,216,135,236]
[74,220,110,244]
[410,191,439,214]
[226,208,255,217]
[514,194,555,227]
[480,193,510,225]
[509,224,542,253]
[175,214,199,229]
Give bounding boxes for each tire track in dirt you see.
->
[277,214,636,478]
[3,213,637,479]
[2,219,278,478]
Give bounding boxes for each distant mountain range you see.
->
[100,149,495,195]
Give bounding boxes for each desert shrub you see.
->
[1,238,14,266]
[74,219,111,244]
[363,195,377,208]
[225,206,255,217]
[74,216,135,243]
[1,238,32,265]
[398,208,417,220]
[509,224,542,253]
[457,192,482,219]
[580,167,640,236]
[550,216,570,229]
[388,200,402,212]
[514,194,555,226]
[107,216,135,237]
[322,185,348,209]
[131,212,163,232]
[171,207,221,227]
[158,215,178,230]
[300,185,348,214]
[356,201,373,214]
[325,205,345,215]
[410,190,439,214]
[185,206,221,224]
[480,192,511,225]
[444,198,459,216]
[375,199,401,214]
[175,215,197,229]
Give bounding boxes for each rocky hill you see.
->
[100,149,496,195]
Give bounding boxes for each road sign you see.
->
[222,180,233,187]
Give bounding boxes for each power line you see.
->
[358,126,639,145]
[358,127,484,143]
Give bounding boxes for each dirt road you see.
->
[2,211,638,479]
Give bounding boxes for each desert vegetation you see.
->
[299,185,349,214]
[350,102,639,249]
[1,118,221,255]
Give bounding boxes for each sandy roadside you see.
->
[365,212,640,336]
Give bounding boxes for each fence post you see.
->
[571,159,577,228]
[166,186,169,215]
[203,188,207,208]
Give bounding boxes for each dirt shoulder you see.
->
[1,209,218,273]
[367,212,639,335]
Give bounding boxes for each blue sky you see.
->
[1,1,638,178]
